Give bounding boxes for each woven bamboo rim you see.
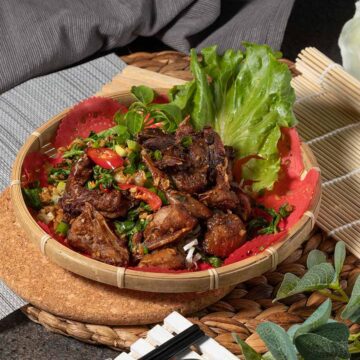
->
[22,229,360,355]
[10,52,320,293]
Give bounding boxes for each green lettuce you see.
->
[169,43,296,192]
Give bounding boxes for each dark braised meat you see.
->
[171,169,209,194]
[199,161,239,211]
[61,154,130,219]
[233,186,253,221]
[174,116,195,141]
[137,128,175,151]
[67,203,129,266]
[144,204,197,250]
[138,248,185,270]
[156,145,189,171]
[203,212,247,257]
[166,190,212,219]
[141,150,170,191]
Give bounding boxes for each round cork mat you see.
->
[0,188,231,325]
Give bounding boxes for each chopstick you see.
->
[139,324,204,360]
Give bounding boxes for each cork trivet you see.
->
[0,188,231,325]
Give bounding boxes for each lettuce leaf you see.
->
[170,43,296,192]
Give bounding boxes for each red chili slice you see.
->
[152,95,169,104]
[87,148,124,170]
[118,184,162,211]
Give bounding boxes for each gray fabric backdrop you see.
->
[0,0,295,93]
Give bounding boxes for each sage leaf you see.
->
[294,299,332,338]
[333,241,346,283]
[275,273,299,300]
[288,263,335,296]
[312,322,349,343]
[342,274,360,322]
[262,352,275,360]
[131,85,154,104]
[287,324,301,341]
[233,334,262,360]
[295,332,349,360]
[257,322,297,360]
[307,249,327,269]
[125,111,144,135]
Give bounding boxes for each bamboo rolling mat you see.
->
[293,48,360,257]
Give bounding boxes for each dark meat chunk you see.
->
[225,145,235,183]
[156,145,189,171]
[199,162,239,211]
[138,248,185,270]
[203,126,226,182]
[144,205,197,250]
[175,116,195,142]
[171,168,209,194]
[199,185,239,210]
[141,150,170,191]
[166,190,212,219]
[61,154,130,219]
[203,212,247,258]
[67,203,129,266]
[137,128,175,151]
[233,186,253,221]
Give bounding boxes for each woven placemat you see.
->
[9,51,359,356]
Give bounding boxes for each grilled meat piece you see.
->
[203,126,226,182]
[156,145,189,171]
[203,212,246,258]
[61,154,129,219]
[199,161,239,211]
[67,203,129,266]
[144,204,197,250]
[141,150,170,191]
[171,168,209,194]
[166,190,212,219]
[199,185,239,210]
[138,248,185,270]
[137,128,175,151]
[175,117,195,140]
[233,186,253,221]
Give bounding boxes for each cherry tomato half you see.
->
[118,184,162,211]
[87,148,124,170]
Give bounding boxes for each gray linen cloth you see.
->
[0,53,126,320]
[0,0,295,93]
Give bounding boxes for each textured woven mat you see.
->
[16,51,360,356]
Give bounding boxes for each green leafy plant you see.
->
[115,85,182,135]
[233,241,360,359]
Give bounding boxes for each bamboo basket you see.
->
[10,90,321,293]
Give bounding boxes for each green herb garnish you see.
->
[22,186,42,210]
[62,146,84,159]
[153,149,162,161]
[55,221,69,235]
[181,135,193,148]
